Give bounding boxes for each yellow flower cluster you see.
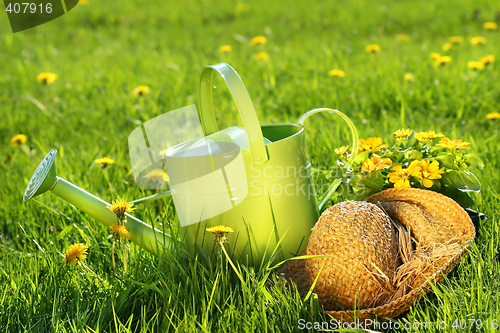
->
[394,129,413,142]
[388,160,445,188]
[95,157,115,167]
[11,134,27,147]
[37,72,58,84]
[437,137,470,150]
[107,199,136,217]
[63,243,89,265]
[110,224,130,239]
[415,131,444,142]
[365,44,381,53]
[358,137,387,153]
[361,155,392,173]
[329,69,345,77]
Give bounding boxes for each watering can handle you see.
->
[298,108,359,211]
[199,63,269,164]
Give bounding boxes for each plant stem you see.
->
[122,239,127,274]
[220,243,246,286]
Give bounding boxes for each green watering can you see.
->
[23,63,359,266]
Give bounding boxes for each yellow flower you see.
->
[431,52,441,60]
[107,199,136,216]
[486,112,500,120]
[437,137,470,150]
[394,129,413,141]
[250,36,267,46]
[442,42,453,51]
[449,36,463,44]
[415,131,444,142]
[219,45,232,53]
[470,36,487,45]
[95,157,115,167]
[110,224,130,239]
[387,161,421,188]
[483,22,498,30]
[361,155,392,173]
[435,56,451,66]
[133,85,150,96]
[481,55,495,65]
[37,72,58,84]
[11,134,27,147]
[328,69,345,77]
[366,44,381,53]
[358,137,387,153]
[206,225,234,243]
[63,243,89,265]
[404,73,414,82]
[418,160,445,188]
[253,52,269,61]
[467,61,485,70]
[396,33,411,41]
[334,146,349,156]
[146,168,169,182]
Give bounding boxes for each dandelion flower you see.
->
[442,42,453,51]
[11,134,27,147]
[404,73,414,82]
[467,61,485,70]
[146,168,169,182]
[110,224,130,239]
[418,160,445,188]
[95,157,115,168]
[449,36,463,44]
[328,69,345,77]
[394,129,413,141]
[415,131,444,142]
[206,225,234,243]
[481,55,495,65]
[334,146,349,156]
[250,36,267,46]
[133,85,150,96]
[483,22,498,30]
[107,199,135,217]
[63,243,89,265]
[253,52,269,61]
[366,44,381,53]
[361,155,392,173]
[358,137,387,153]
[396,33,411,41]
[437,137,470,150]
[431,52,441,60]
[435,56,451,66]
[37,72,58,84]
[470,36,487,45]
[219,45,232,53]
[486,112,500,120]
[387,162,421,188]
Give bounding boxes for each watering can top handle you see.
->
[199,63,269,164]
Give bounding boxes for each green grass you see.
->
[1,0,500,331]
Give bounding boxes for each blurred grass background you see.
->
[1,0,500,331]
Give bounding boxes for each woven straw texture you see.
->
[277,188,475,322]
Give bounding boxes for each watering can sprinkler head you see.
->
[23,149,181,256]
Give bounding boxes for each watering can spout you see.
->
[23,149,181,256]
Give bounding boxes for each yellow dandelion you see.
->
[396,33,411,41]
[449,36,463,44]
[37,72,58,84]
[250,36,267,46]
[467,61,485,70]
[442,42,453,51]
[361,155,392,173]
[94,157,115,167]
[437,137,470,150]
[146,168,170,182]
[435,56,452,66]
[366,44,381,53]
[387,161,421,188]
[328,69,345,77]
[431,52,441,60]
[358,137,387,154]
[404,73,414,82]
[418,160,445,188]
[481,55,495,65]
[486,112,500,120]
[253,52,269,61]
[394,129,413,141]
[470,36,487,45]
[107,199,136,216]
[63,243,89,265]
[110,224,130,239]
[334,146,349,156]
[483,22,498,30]
[415,131,444,142]
[206,225,234,243]
[219,45,232,53]
[11,134,27,147]
[133,85,150,97]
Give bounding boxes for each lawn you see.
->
[1,0,500,331]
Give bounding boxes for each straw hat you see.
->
[278,188,475,322]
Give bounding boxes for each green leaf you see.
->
[443,170,481,192]
[350,150,369,165]
[463,154,485,169]
[436,155,458,170]
[407,149,423,160]
[441,185,475,208]
[357,171,385,190]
